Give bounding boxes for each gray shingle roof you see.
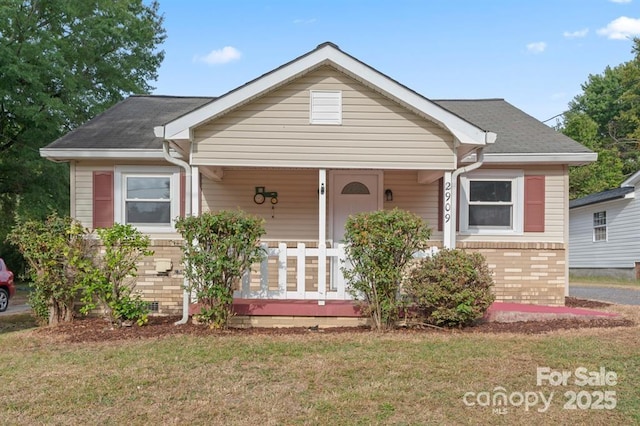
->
[569,186,635,209]
[433,99,592,154]
[44,95,589,157]
[45,95,214,150]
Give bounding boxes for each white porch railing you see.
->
[233,242,348,300]
[233,242,440,301]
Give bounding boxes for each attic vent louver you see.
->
[310,91,342,125]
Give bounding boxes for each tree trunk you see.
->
[48,299,74,326]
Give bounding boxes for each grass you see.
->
[1,308,639,425]
[570,274,640,289]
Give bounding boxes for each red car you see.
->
[0,258,15,312]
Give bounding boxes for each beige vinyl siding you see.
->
[383,170,441,238]
[201,169,319,241]
[73,161,178,236]
[74,162,101,229]
[458,165,566,243]
[193,66,454,169]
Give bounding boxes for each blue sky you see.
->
[152,0,640,123]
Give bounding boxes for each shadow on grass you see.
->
[0,312,39,334]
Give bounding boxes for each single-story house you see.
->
[41,42,596,326]
[569,171,640,280]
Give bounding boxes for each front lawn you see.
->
[1,308,638,425]
[570,274,640,289]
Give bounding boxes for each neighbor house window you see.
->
[114,166,180,232]
[460,170,524,235]
[310,90,342,124]
[593,211,607,242]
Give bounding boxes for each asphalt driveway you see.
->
[569,285,640,306]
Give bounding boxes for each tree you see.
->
[175,211,266,328]
[563,112,625,199]
[8,213,96,325]
[342,208,432,331]
[0,0,166,273]
[563,38,640,198]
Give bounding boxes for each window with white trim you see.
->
[310,90,342,124]
[115,166,180,233]
[460,170,524,235]
[593,211,607,242]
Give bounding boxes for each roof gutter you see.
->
[161,139,192,326]
[449,147,485,249]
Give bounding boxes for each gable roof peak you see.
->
[156,43,496,145]
[317,41,341,50]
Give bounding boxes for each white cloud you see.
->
[563,28,589,38]
[526,42,547,53]
[597,16,640,39]
[609,0,632,4]
[193,46,242,65]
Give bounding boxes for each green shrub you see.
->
[8,213,96,325]
[112,293,149,326]
[405,249,495,327]
[79,223,153,327]
[175,210,265,328]
[343,208,432,331]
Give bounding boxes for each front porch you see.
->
[186,239,437,317]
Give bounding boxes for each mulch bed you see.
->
[33,297,634,343]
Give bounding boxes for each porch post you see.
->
[318,169,327,304]
[191,166,199,217]
[442,171,454,249]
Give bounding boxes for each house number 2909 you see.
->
[444,181,452,223]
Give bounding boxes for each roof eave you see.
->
[157,44,491,146]
[462,152,597,165]
[570,191,635,210]
[621,170,640,187]
[39,148,183,161]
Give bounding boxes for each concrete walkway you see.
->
[0,303,31,316]
[569,286,640,306]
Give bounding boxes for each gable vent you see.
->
[310,90,342,124]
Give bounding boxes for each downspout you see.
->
[161,140,192,325]
[449,147,485,249]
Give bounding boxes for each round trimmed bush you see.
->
[405,249,495,327]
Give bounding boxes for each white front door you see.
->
[331,172,382,244]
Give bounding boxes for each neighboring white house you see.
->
[569,171,640,279]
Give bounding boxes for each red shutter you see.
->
[524,175,545,232]
[180,171,186,218]
[93,171,114,228]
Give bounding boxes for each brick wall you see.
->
[135,239,184,315]
[458,242,566,306]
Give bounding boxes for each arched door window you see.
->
[341,181,370,195]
